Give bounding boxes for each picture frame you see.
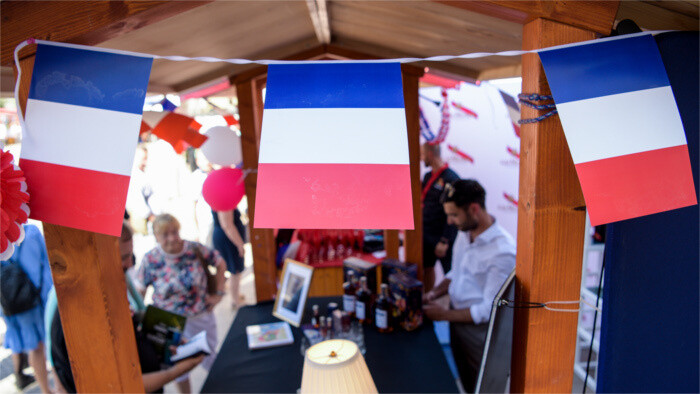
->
[273,259,314,327]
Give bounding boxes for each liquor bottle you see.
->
[375,283,393,333]
[355,276,372,325]
[311,304,320,329]
[326,316,334,339]
[319,316,327,339]
[349,271,358,292]
[342,281,356,318]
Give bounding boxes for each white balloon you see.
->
[200,126,242,167]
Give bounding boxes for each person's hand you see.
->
[423,290,434,303]
[423,302,448,321]
[172,354,206,375]
[205,293,223,311]
[434,241,448,258]
[235,242,245,257]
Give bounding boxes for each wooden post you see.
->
[510,18,595,393]
[236,75,278,302]
[401,65,425,280]
[383,230,400,260]
[16,54,144,393]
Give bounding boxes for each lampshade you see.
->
[301,339,378,394]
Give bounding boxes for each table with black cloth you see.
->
[201,297,458,393]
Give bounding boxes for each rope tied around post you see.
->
[517,93,558,124]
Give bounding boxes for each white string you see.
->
[542,298,602,313]
[13,38,32,132]
[24,30,668,66]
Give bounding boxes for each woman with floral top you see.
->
[137,214,226,394]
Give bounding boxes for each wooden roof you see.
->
[2,0,698,96]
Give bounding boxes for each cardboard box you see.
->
[388,273,423,331]
[343,257,378,294]
[381,258,417,285]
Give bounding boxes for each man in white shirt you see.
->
[423,179,516,392]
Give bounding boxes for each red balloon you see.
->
[202,168,246,211]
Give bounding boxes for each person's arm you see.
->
[423,303,474,323]
[135,255,151,298]
[466,255,515,324]
[141,355,205,392]
[424,277,451,303]
[217,210,245,256]
[204,251,227,310]
[214,255,226,293]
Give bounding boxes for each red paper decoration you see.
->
[1,150,30,260]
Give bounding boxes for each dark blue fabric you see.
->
[265,63,404,108]
[29,44,152,114]
[598,32,699,393]
[538,34,670,104]
[212,209,246,274]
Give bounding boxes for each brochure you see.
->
[170,331,212,362]
[246,321,294,349]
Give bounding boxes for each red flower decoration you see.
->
[1,150,30,260]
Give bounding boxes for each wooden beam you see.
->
[616,0,699,31]
[384,231,400,260]
[510,18,596,393]
[1,1,210,66]
[401,64,425,281]
[16,52,143,393]
[235,76,278,302]
[331,37,481,81]
[306,0,331,45]
[174,36,320,93]
[477,63,522,80]
[435,1,619,35]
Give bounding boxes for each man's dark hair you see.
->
[440,179,486,209]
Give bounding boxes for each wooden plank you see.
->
[1,0,210,66]
[383,231,400,260]
[435,0,619,35]
[477,63,522,80]
[401,65,424,281]
[510,18,596,393]
[306,0,331,44]
[45,226,144,393]
[236,76,278,303]
[16,52,143,393]
[616,1,699,31]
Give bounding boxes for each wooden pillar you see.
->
[383,230,400,260]
[401,65,424,279]
[236,76,278,302]
[510,18,595,393]
[16,55,143,393]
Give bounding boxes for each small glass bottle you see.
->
[319,316,327,339]
[342,281,356,318]
[311,304,320,329]
[326,316,334,339]
[375,283,393,333]
[355,276,372,325]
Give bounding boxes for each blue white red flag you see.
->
[539,34,696,225]
[19,43,152,236]
[255,63,413,229]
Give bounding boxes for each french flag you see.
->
[19,43,152,236]
[255,63,414,229]
[539,34,697,225]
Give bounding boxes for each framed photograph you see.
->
[273,259,314,327]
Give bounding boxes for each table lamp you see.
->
[301,339,378,393]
